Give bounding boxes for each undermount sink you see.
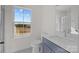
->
[49,35,64,40]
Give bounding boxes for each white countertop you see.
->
[42,33,79,53]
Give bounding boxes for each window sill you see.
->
[14,33,31,39]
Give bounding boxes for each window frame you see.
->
[14,6,32,39]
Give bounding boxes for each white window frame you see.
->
[14,6,32,39]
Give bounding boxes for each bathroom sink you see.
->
[49,35,64,40]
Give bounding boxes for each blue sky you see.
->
[14,8,32,22]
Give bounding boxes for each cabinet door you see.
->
[43,43,52,53]
[54,46,69,53]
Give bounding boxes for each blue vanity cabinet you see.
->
[42,37,69,53]
[42,40,55,53]
[43,43,52,53]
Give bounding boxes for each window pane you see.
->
[24,9,32,22]
[14,8,23,22]
[14,7,32,36]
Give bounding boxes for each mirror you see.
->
[70,6,79,35]
[56,6,79,38]
[56,9,71,37]
[56,11,66,33]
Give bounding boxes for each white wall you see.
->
[4,5,43,53]
[0,5,1,41]
[0,6,4,42]
[31,6,43,41]
[42,6,56,36]
[4,6,15,52]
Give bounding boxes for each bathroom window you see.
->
[14,7,32,37]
